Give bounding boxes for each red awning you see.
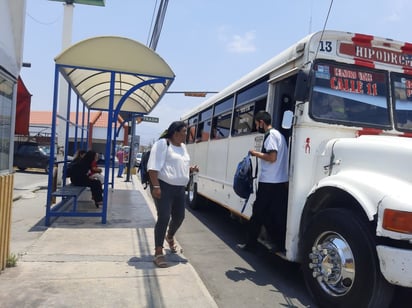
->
[15,76,32,135]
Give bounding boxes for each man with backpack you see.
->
[237,111,289,253]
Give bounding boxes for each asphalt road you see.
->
[178,198,412,308]
[178,198,316,307]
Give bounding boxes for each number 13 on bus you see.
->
[181,30,412,308]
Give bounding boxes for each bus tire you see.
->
[186,180,199,210]
[301,208,393,308]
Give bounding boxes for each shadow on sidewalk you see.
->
[36,188,156,230]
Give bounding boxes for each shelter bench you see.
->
[45,184,102,226]
[51,184,87,211]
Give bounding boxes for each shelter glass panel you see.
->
[0,71,14,173]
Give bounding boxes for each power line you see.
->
[26,11,63,26]
[148,0,169,50]
[146,0,159,46]
[315,0,334,58]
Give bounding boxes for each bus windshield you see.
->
[392,73,412,132]
[310,61,390,128]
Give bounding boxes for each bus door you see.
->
[269,75,297,139]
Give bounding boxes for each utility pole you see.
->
[148,0,169,50]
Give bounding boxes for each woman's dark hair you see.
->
[82,150,96,165]
[73,149,86,161]
[165,121,187,138]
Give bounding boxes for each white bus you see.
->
[181,30,412,307]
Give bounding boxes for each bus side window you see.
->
[211,112,231,139]
[203,120,211,141]
[252,98,267,132]
[187,125,196,144]
[211,119,219,140]
[196,122,204,142]
[232,105,253,135]
[187,116,198,144]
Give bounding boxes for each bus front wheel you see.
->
[301,208,393,308]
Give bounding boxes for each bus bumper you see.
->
[377,245,412,287]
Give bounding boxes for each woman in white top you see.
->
[147,121,198,268]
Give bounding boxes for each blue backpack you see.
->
[233,153,257,199]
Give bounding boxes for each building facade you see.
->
[0,0,27,271]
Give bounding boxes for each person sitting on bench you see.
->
[66,149,86,178]
[69,150,103,208]
[89,152,104,184]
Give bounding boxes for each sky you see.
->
[21,0,411,146]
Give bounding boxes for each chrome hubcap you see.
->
[308,232,355,296]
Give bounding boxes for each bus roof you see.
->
[181,30,412,120]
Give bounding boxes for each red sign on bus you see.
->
[339,42,412,68]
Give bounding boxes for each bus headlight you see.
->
[383,209,412,234]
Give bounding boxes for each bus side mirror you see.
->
[294,70,310,102]
[281,110,294,129]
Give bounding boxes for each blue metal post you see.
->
[45,65,61,226]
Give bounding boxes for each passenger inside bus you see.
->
[312,92,346,120]
[188,125,196,143]
[196,122,211,142]
[211,119,225,139]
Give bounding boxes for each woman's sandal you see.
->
[165,236,178,253]
[153,254,168,268]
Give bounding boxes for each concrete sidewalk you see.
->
[1,175,217,308]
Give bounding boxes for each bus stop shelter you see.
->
[45,36,175,225]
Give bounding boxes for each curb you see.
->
[13,184,47,202]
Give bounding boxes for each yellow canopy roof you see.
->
[54,36,175,114]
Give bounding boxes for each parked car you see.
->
[13,142,51,173]
[96,153,105,166]
[96,153,119,167]
[135,152,142,167]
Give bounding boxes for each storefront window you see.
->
[0,72,14,173]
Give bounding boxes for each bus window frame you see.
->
[391,72,412,133]
[186,115,198,144]
[210,96,234,140]
[235,78,268,106]
[308,60,391,129]
[231,77,269,137]
[211,110,232,140]
[196,107,213,143]
[231,97,267,137]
